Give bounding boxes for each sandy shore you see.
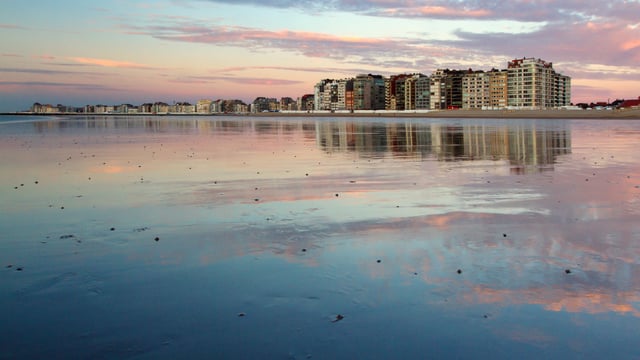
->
[5,108,640,119]
[268,108,640,119]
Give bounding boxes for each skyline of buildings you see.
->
[21,57,638,114]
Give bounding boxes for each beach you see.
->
[9,108,640,119]
[2,115,640,359]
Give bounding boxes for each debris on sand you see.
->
[331,314,344,323]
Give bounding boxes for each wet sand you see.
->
[1,115,640,359]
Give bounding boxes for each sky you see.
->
[1,0,639,112]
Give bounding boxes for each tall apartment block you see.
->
[507,58,570,109]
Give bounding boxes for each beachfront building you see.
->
[196,99,213,113]
[299,94,315,111]
[404,74,427,110]
[462,71,489,109]
[386,74,412,110]
[489,69,508,109]
[415,76,431,110]
[507,57,558,109]
[280,97,297,111]
[353,74,386,110]
[252,97,279,113]
[554,74,571,107]
[430,71,447,110]
[170,102,195,113]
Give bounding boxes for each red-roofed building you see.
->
[619,97,640,109]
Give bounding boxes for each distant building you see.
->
[462,70,489,110]
[619,96,640,109]
[196,99,213,113]
[507,57,569,109]
[299,94,314,111]
[353,74,386,110]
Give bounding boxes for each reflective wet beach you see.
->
[1,115,640,359]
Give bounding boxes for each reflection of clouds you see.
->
[12,116,640,321]
[468,286,640,317]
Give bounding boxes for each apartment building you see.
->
[462,71,489,109]
[353,74,386,110]
[404,74,427,110]
[489,69,508,109]
[507,58,556,109]
[415,76,431,109]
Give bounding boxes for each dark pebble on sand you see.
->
[254,198,260,202]
[6,264,12,268]
[60,206,65,210]
[376,259,381,263]
[16,267,23,271]
[503,233,507,237]
[301,248,307,252]
[154,237,160,242]
[110,227,115,231]
[332,314,344,322]
[565,269,572,274]
[35,181,39,184]
[457,269,462,274]
[335,193,339,197]
[237,312,246,317]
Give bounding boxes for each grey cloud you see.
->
[198,0,640,22]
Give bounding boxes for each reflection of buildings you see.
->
[33,117,571,172]
[316,120,571,171]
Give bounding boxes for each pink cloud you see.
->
[381,5,492,18]
[69,57,158,70]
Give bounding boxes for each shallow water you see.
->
[1,115,640,359]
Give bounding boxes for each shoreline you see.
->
[2,108,640,119]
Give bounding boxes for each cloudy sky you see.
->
[1,0,639,111]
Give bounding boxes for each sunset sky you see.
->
[1,0,639,112]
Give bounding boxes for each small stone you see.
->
[110,227,115,231]
[254,198,259,202]
[301,248,307,252]
[60,206,65,210]
[35,181,39,184]
[335,193,339,197]
[457,269,462,274]
[154,237,160,242]
[6,264,12,268]
[376,259,381,263]
[503,233,507,237]
[331,314,344,323]
[16,267,23,271]
[565,269,571,274]
[237,312,246,317]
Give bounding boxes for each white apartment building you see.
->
[507,58,556,109]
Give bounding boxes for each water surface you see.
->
[1,115,640,359]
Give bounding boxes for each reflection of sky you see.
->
[2,116,640,358]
